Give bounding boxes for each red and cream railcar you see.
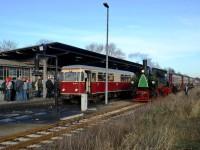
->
[59,65,135,100]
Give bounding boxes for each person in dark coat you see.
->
[1,80,6,101]
[46,77,54,98]
[11,77,16,101]
[184,84,189,96]
[35,76,43,97]
[15,77,24,101]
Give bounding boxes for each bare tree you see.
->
[85,43,104,53]
[86,42,126,59]
[36,39,53,45]
[107,43,125,59]
[0,40,17,51]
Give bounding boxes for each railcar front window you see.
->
[63,72,81,81]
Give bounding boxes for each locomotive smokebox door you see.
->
[85,70,91,93]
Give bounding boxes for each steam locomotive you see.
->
[134,62,195,102]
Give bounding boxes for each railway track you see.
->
[0,102,143,150]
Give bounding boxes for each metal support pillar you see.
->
[35,52,58,113]
[42,58,48,98]
[54,57,59,113]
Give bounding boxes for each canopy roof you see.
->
[0,42,143,73]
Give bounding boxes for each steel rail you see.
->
[0,102,143,150]
[0,103,131,143]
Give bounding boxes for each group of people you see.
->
[34,76,55,98]
[0,76,55,102]
[0,77,32,101]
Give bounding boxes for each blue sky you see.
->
[0,0,200,77]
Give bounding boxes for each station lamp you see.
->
[103,2,109,105]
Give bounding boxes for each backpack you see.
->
[0,82,6,91]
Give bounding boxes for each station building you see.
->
[0,59,33,84]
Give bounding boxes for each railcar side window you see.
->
[98,72,104,81]
[76,72,80,81]
[91,73,96,82]
[81,72,84,81]
[126,75,131,82]
[108,74,114,81]
[104,73,107,81]
[121,74,131,82]
[121,74,125,82]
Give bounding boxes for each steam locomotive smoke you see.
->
[128,52,160,69]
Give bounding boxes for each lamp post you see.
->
[103,2,109,104]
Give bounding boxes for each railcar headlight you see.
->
[62,88,66,92]
[75,88,78,92]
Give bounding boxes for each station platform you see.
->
[0,95,56,112]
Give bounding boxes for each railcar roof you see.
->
[62,65,135,75]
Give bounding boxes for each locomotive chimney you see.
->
[143,59,147,74]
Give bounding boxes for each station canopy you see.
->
[0,42,143,73]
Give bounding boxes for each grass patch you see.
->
[43,88,200,150]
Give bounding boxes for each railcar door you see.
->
[91,72,97,94]
[85,70,91,93]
